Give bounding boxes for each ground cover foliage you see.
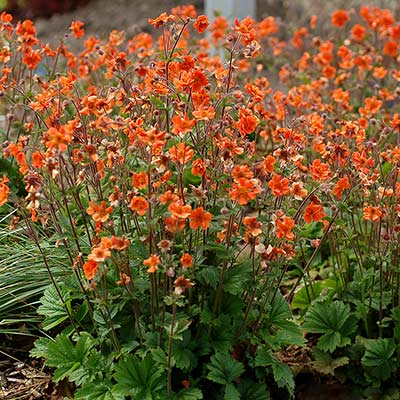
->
[0,4,400,399]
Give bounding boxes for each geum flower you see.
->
[303,201,326,223]
[276,216,295,241]
[243,216,262,237]
[83,259,98,280]
[363,205,383,222]
[144,254,160,273]
[268,174,290,197]
[87,201,113,223]
[0,176,10,206]
[229,178,261,205]
[189,207,212,230]
[169,142,194,165]
[332,176,350,200]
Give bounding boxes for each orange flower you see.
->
[180,253,193,268]
[110,236,130,250]
[83,260,98,280]
[333,176,350,200]
[169,143,194,165]
[268,174,290,197]
[189,207,212,230]
[243,216,262,237]
[383,40,398,57]
[159,190,179,205]
[172,114,196,135]
[148,12,174,28]
[168,201,192,219]
[237,109,259,136]
[165,215,186,233]
[87,201,113,223]
[191,159,206,176]
[331,10,349,28]
[193,15,209,34]
[351,24,366,42]
[88,246,111,262]
[303,202,326,223]
[45,126,72,152]
[144,254,160,273]
[70,20,85,38]
[130,196,149,215]
[229,178,260,205]
[309,159,331,181]
[132,172,148,189]
[0,176,9,206]
[276,216,295,241]
[291,182,308,200]
[363,205,383,222]
[232,165,253,180]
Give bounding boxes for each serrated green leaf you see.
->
[224,383,240,399]
[30,336,52,359]
[207,353,244,385]
[312,348,349,375]
[114,354,166,399]
[74,382,124,400]
[173,387,203,400]
[303,301,357,352]
[36,284,70,330]
[237,379,270,400]
[361,338,397,381]
[255,348,294,396]
[223,263,250,295]
[44,332,95,382]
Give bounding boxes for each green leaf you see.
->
[164,319,191,341]
[30,336,52,359]
[36,284,71,330]
[114,354,166,399]
[303,301,357,352]
[312,348,349,375]
[361,338,397,381]
[237,379,270,400]
[224,383,240,399]
[207,353,244,385]
[173,387,203,400]
[199,267,219,288]
[172,332,197,371]
[255,348,294,396]
[74,382,124,400]
[45,332,95,382]
[223,263,250,295]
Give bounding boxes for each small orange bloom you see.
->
[132,172,148,189]
[169,201,192,219]
[309,159,331,181]
[88,246,111,263]
[172,114,196,135]
[180,253,193,268]
[331,10,349,28]
[189,207,212,230]
[169,143,194,165]
[165,215,186,233]
[130,196,149,215]
[268,174,290,197]
[87,201,113,223]
[148,12,174,28]
[144,254,160,273]
[303,202,326,223]
[229,178,260,205]
[191,159,206,176]
[110,236,130,250]
[383,40,398,57]
[83,259,98,280]
[174,276,194,295]
[276,216,295,241]
[363,205,383,222]
[333,176,350,200]
[70,20,85,38]
[291,182,308,200]
[193,15,209,34]
[0,176,10,206]
[237,109,259,136]
[351,24,366,42]
[243,216,262,237]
